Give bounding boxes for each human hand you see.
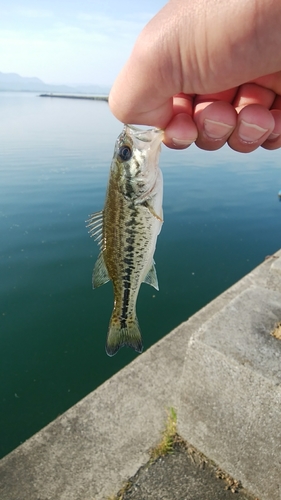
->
[109,0,281,153]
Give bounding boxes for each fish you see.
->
[87,124,164,356]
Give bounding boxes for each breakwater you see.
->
[39,93,108,101]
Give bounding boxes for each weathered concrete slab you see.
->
[178,254,281,500]
[0,251,280,500]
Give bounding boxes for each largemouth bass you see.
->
[87,124,164,356]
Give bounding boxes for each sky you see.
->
[0,0,167,86]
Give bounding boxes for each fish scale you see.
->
[87,125,163,356]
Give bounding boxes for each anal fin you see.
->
[143,262,159,290]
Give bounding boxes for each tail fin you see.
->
[105,316,143,357]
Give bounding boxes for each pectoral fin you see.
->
[141,201,163,222]
[92,251,110,289]
[143,262,159,291]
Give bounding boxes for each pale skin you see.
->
[109,0,281,153]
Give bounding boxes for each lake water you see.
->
[0,92,280,459]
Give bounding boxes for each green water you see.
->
[0,92,280,458]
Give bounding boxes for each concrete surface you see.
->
[178,258,281,500]
[0,251,280,500]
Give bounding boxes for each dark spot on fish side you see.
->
[121,287,130,321]
[124,257,133,265]
[120,319,127,329]
[125,219,135,227]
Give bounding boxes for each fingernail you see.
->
[267,132,280,142]
[172,138,194,148]
[203,119,233,139]
[239,120,269,143]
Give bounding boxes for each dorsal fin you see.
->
[86,211,103,246]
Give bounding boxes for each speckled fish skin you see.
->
[87,125,164,356]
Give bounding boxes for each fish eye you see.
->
[118,145,132,162]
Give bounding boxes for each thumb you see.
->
[109,2,181,127]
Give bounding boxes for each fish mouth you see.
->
[125,124,164,145]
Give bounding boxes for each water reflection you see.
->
[0,92,280,458]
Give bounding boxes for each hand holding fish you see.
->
[109,0,281,153]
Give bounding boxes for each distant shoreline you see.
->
[39,93,108,101]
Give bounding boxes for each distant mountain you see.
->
[0,71,110,94]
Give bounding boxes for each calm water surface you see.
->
[0,92,280,458]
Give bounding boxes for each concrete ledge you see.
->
[0,251,280,499]
[178,255,281,500]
